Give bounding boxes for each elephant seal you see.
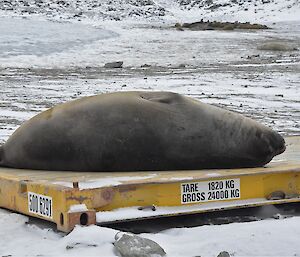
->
[0,91,285,171]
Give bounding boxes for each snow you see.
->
[95,198,295,223]
[0,0,299,23]
[167,0,300,23]
[1,207,300,257]
[0,208,117,257]
[68,204,88,213]
[205,172,222,177]
[0,17,117,57]
[53,174,158,189]
[145,216,300,257]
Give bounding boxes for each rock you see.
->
[273,213,287,220]
[141,64,151,68]
[223,24,235,30]
[180,21,269,31]
[114,233,166,257]
[267,190,285,200]
[258,42,298,51]
[66,242,97,250]
[104,61,123,68]
[174,22,184,31]
[217,251,230,257]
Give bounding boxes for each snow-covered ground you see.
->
[0,0,300,256]
[1,207,300,257]
[0,0,299,22]
[0,17,299,143]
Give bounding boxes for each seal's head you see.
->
[266,130,286,156]
[251,128,286,166]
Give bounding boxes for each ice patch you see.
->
[68,204,88,213]
[205,173,221,177]
[0,17,118,68]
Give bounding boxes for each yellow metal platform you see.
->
[0,136,299,232]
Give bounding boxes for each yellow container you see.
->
[0,137,299,232]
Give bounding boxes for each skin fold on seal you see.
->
[0,91,286,171]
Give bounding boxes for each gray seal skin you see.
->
[0,91,286,171]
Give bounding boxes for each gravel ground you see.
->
[0,19,299,145]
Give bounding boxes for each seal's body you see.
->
[0,91,285,171]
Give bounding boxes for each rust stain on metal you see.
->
[101,188,115,202]
[66,196,89,203]
[64,210,96,232]
[90,188,115,207]
[18,180,28,195]
[118,185,137,193]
